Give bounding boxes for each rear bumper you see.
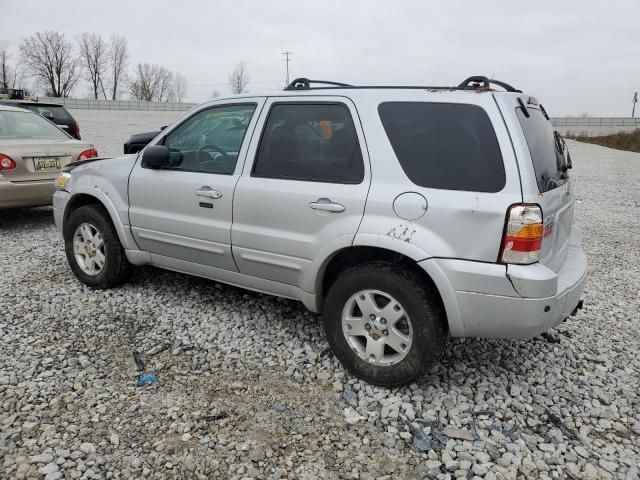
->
[0,178,55,208]
[421,227,588,339]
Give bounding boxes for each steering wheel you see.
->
[196,144,230,167]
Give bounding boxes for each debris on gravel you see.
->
[1,140,639,479]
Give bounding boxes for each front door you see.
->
[232,99,370,292]
[129,100,264,271]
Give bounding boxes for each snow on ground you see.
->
[69,109,184,158]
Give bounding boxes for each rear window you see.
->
[0,110,68,140]
[378,102,505,192]
[516,107,568,192]
[22,104,74,122]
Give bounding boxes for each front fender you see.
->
[66,186,138,250]
[65,155,138,250]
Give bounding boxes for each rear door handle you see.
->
[309,199,345,213]
[195,186,222,199]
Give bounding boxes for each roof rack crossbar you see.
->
[282,75,521,93]
[457,76,521,93]
[285,78,352,90]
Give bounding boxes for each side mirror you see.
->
[141,145,172,168]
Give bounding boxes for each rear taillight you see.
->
[0,153,16,170]
[77,148,98,161]
[75,122,80,138]
[498,204,543,265]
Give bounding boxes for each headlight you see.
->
[55,172,72,191]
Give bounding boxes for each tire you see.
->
[323,261,447,387]
[64,204,131,289]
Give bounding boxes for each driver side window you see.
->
[162,103,257,175]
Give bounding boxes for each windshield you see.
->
[516,107,568,192]
[0,110,69,140]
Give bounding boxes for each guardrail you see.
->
[39,97,196,111]
[550,117,640,127]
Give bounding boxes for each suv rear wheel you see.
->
[64,204,131,289]
[323,262,446,387]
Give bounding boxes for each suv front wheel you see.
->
[323,262,446,387]
[64,204,131,289]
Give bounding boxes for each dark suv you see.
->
[0,100,80,139]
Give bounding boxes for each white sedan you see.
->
[0,104,98,208]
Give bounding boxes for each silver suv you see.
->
[54,76,587,387]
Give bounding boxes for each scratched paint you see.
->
[386,223,417,243]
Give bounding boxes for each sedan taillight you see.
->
[77,148,98,161]
[0,153,16,170]
[498,204,544,265]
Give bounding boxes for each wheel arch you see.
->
[317,245,454,333]
[63,191,136,250]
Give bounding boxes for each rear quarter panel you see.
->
[352,90,522,262]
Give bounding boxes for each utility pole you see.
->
[282,51,292,87]
[633,91,638,118]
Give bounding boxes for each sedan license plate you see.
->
[33,157,61,172]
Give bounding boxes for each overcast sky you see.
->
[3,0,639,116]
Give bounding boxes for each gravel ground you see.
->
[1,139,639,480]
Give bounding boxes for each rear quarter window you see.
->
[378,102,505,192]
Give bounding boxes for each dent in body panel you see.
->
[387,222,417,243]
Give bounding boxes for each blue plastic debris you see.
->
[137,374,157,387]
[408,423,433,452]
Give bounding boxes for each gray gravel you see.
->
[1,139,639,479]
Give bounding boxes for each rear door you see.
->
[495,95,574,272]
[232,98,370,291]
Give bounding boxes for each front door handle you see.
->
[309,199,345,213]
[194,186,222,199]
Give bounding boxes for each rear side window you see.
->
[253,103,364,183]
[516,107,568,192]
[378,102,505,192]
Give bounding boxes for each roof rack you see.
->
[457,76,521,93]
[283,76,521,93]
[285,78,353,90]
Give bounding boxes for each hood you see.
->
[64,153,138,172]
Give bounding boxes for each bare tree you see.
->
[1,41,11,90]
[228,62,249,94]
[129,63,173,102]
[157,68,173,102]
[108,34,128,100]
[19,31,79,97]
[78,33,108,99]
[173,72,187,102]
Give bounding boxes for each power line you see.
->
[282,51,292,87]
[190,80,283,87]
